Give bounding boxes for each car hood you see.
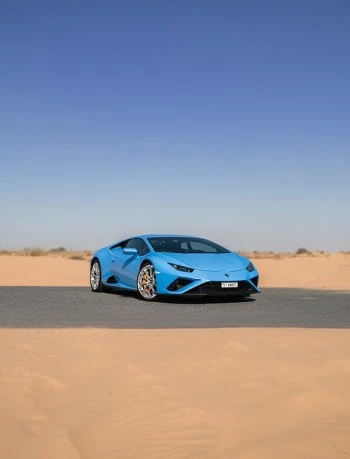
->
[160,252,245,272]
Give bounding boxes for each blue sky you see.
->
[1,1,349,251]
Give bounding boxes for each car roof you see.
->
[138,234,199,239]
[109,235,201,247]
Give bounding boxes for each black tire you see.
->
[90,259,105,292]
[137,263,158,301]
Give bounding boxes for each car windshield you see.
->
[148,237,230,254]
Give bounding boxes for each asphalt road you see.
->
[0,287,349,328]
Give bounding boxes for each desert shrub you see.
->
[50,247,67,253]
[296,247,309,255]
[69,254,85,260]
[27,247,44,256]
[273,253,282,259]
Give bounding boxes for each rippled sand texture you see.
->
[0,328,349,458]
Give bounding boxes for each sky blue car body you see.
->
[91,234,260,297]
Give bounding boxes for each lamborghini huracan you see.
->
[90,235,260,300]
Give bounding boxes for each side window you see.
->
[126,238,150,256]
[180,241,189,252]
[110,240,128,251]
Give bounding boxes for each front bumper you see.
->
[156,267,261,296]
[182,279,258,296]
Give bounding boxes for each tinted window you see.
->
[126,238,150,256]
[110,240,128,250]
[148,237,229,254]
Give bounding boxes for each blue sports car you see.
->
[90,235,260,300]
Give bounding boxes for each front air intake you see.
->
[250,276,259,287]
[167,278,194,291]
[186,281,252,295]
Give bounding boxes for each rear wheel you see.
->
[137,263,157,300]
[90,260,105,292]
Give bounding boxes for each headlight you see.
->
[168,263,194,273]
[246,262,255,272]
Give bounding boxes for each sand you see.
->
[0,253,349,290]
[0,328,349,458]
[0,256,88,287]
[255,253,350,291]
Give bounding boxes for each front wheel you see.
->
[90,260,105,292]
[137,264,157,300]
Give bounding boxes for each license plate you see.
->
[221,282,238,288]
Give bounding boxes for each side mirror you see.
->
[123,247,138,255]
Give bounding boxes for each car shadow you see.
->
[157,295,255,305]
[105,288,255,304]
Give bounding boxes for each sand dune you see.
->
[0,328,350,458]
[0,253,349,290]
[0,256,88,287]
[255,253,350,290]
